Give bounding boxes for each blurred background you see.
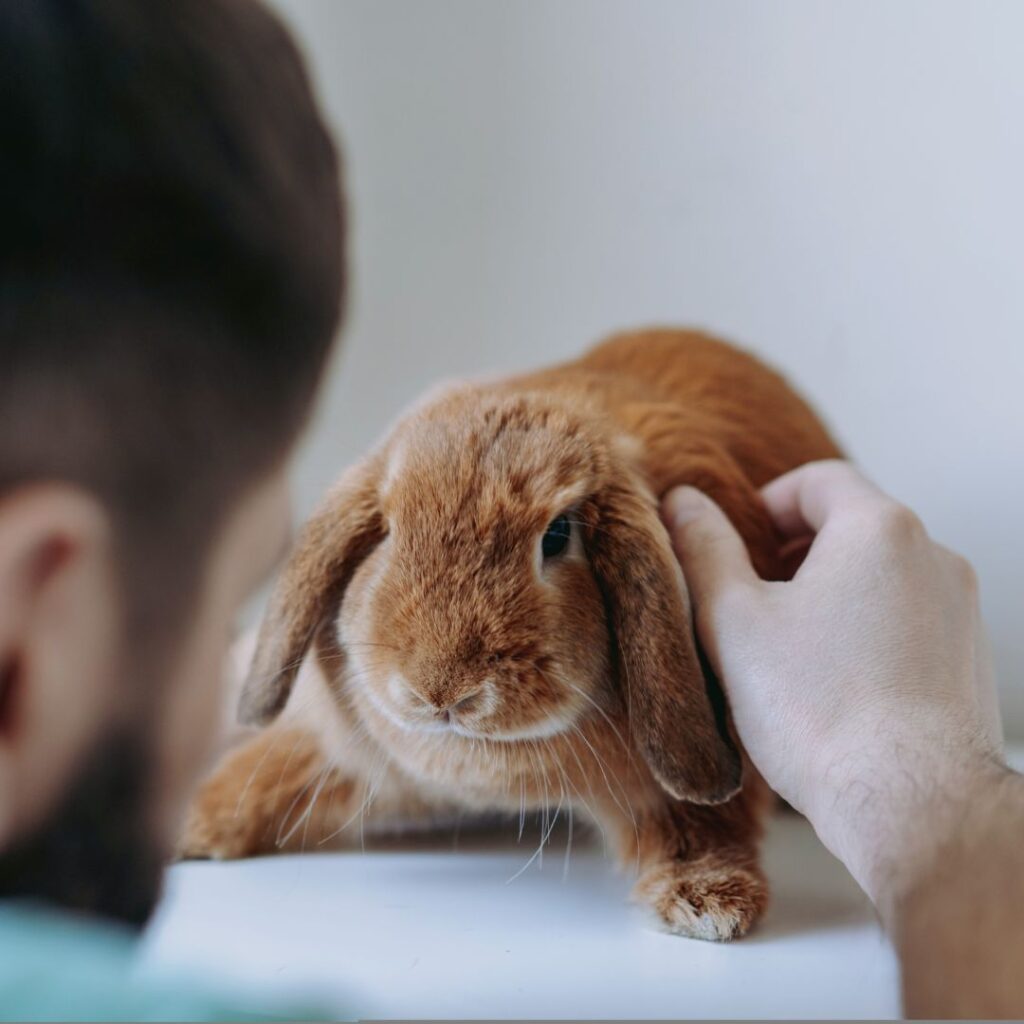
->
[270,1,1024,734]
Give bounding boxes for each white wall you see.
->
[271,1,1024,732]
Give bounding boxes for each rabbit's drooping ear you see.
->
[238,458,385,727]
[587,477,743,805]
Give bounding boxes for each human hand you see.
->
[662,460,1005,915]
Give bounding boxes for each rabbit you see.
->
[180,327,842,940]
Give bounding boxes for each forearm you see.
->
[887,766,1024,1019]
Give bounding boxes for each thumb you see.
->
[661,486,759,608]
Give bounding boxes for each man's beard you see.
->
[0,725,164,930]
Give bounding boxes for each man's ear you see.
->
[0,485,118,845]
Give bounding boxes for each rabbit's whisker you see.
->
[562,680,629,755]
[560,731,608,858]
[279,760,333,851]
[257,730,316,846]
[570,722,639,871]
[274,762,323,848]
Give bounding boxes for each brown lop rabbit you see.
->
[182,328,841,940]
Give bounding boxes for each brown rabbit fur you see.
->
[181,328,841,941]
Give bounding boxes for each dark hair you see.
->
[0,0,343,636]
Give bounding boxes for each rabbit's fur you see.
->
[182,328,841,940]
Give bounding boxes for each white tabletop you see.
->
[139,809,901,1019]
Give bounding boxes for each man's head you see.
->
[0,0,343,924]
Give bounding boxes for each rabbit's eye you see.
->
[541,514,572,559]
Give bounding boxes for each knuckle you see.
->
[953,553,979,595]
[815,457,854,479]
[873,499,925,545]
[807,457,858,488]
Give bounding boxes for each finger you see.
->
[661,486,759,607]
[760,459,885,538]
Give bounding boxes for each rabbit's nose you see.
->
[427,683,484,717]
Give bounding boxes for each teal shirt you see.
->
[0,902,328,1022]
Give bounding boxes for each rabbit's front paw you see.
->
[633,854,768,940]
[177,787,263,861]
[176,727,341,861]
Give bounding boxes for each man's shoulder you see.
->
[0,901,300,1022]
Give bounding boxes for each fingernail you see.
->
[662,486,710,526]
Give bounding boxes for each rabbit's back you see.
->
[567,327,843,487]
